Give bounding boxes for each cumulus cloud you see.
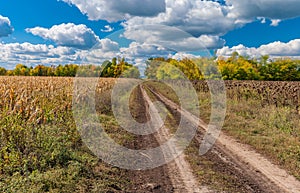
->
[101,25,114,32]
[98,38,119,51]
[61,0,300,40]
[171,52,202,60]
[217,39,300,57]
[123,24,225,51]
[0,15,13,37]
[0,37,120,69]
[227,0,300,22]
[78,48,119,64]
[162,35,225,51]
[61,0,165,22]
[124,0,238,37]
[26,23,100,49]
[123,0,300,40]
[120,42,173,58]
[58,0,300,52]
[0,42,79,68]
[122,0,290,51]
[0,36,210,71]
[61,0,242,40]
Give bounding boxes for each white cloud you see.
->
[57,0,300,53]
[0,42,79,68]
[259,39,300,56]
[124,0,238,37]
[123,0,300,41]
[0,15,13,37]
[61,0,165,22]
[0,37,197,70]
[65,0,300,38]
[164,35,225,51]
[0,38,120,69]
[270,19,281,27]
[101,25,114,32]
[60,0,243,41]
[98,38,119,51]
[193,35,225,50]
[217,44,260,58]
[217,39,300,58]
[120,42,173,58]
[171,52,201,60]
[227,0,300,21]
[123,24,225,51]
[258,17,266,24]
[26,23,100,49]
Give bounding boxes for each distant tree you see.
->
[54,65,65,76]
[101,58,137,78]
[0,67,7,75]
[261,55,269,66]
[260,58,300,81]
[217,54,261,80]
[13,64,30,76]
[156,63,185,80]
[145,59,162,79]
[101,60,113,77]
[30,65,50,76]
[121,66,140,78]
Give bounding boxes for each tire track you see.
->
[140,85,211,193]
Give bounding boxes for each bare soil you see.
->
[126,86,174,192]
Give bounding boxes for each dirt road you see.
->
[142,85,300,193]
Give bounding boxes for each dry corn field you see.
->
[192,80,300,112]
[0,76,122,192]
[0,76,116,121]
[2,77,298,131]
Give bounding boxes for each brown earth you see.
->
[126,86,174,193]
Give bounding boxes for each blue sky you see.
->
[223,17,300,47]
[1,0,300,69]
[0,0,122,44]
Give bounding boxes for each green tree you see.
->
[0,67,7,75]
[30,65,49,76]
[145,59,163,79]
[156,63,185,80]
[101,61,114,77]
[13,64,30,76]
[121,66,140,78]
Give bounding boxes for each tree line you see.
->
[145,53,300,81]
[0,57,140,78]
[1,53,300,80]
